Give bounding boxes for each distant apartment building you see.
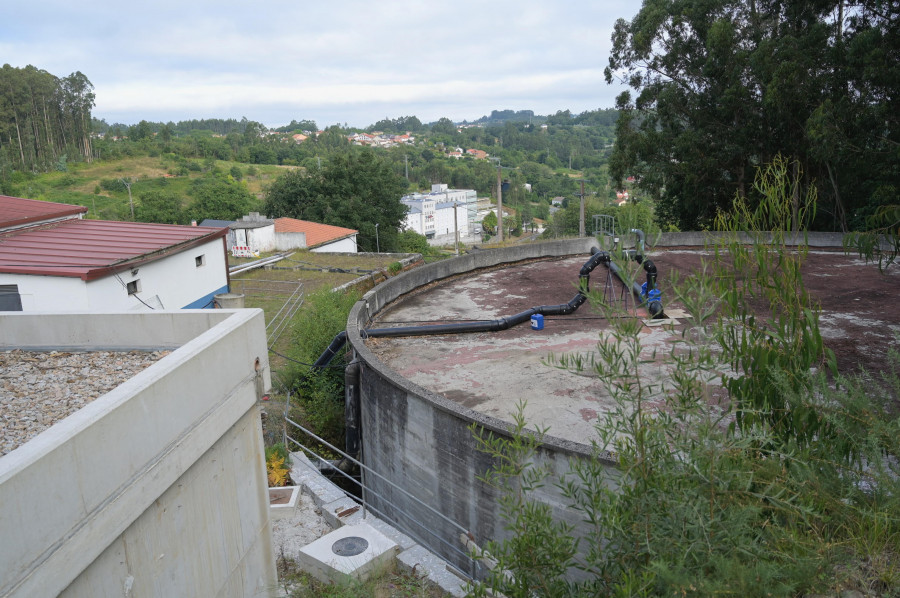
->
[400,184,477,240]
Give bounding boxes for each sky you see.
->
[2,1,636,129]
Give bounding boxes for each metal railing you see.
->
[283,414,482,581]
[266,284,304,348]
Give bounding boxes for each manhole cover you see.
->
[332,536,369,557]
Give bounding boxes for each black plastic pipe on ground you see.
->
[312,248,610,367]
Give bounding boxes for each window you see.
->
[126,280,141,295]
[0,284,22,311]
[195,254,205,267]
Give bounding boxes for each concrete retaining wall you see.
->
[0,310,277,598]
[346,239,609,572]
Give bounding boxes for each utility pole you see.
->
[120,178,134,221]
[404,154,409,181]
[577,179,586,237]
[375,223,380,253]
[491,157,503,242]
[453,203,461,256]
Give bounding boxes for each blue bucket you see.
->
[530,314,544,330]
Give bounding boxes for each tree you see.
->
[188,179,255,221]
[431,117,457,136]
[606,0,900,232]
[263,149,408,251]
[482,210,497,234]
[128,120,153,142]
[135,190,185,224]
[397,229,429,254]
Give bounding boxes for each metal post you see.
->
[578,179,586,237]
[454,203,459,256]
[375,223,380,253]
[491,158,503,242]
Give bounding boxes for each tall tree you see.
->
[263,149,408,251]
[606,0,899,231]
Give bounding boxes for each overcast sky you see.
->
[2,1,636,129]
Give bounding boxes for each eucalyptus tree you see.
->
[606,0,899,231]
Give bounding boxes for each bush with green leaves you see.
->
[469,159,900,598]
[281,286,360,451]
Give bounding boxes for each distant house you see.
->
[274,218,358,253]
[229,213,276,252]
[213,213,358,254]
[0,196,229,311]
[291,133,308,143]
[466,149,489,160]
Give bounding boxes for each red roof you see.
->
[0,219,227,281]
[274,218,357,249]
[0,195,87,229]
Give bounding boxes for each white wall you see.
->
[312,236,357,253]
[247,225,277,252]
[274,232,307,251]
[0,310,276,598]
[434,204,469,238]
[403,211,424,236]
[0,238,228,312]
[0,275,89,310]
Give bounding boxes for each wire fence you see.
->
[283,412,483,582]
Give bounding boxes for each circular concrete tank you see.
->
[347,239,613,573]
[345,233,894,574]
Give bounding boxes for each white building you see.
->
[400,184,477,241]
[0,196,229,311]
[202,214,359,254]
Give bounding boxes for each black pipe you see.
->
[311,246,667,368]
[313,330,348,368]
[360,250,610,339]
[313,249,611,367]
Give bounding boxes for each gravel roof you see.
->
[0,349,169,457]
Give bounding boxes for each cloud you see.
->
[4,0,635,127]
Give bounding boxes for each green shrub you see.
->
[99,178,126,193]
[470,159,900,597]
[281,287,360,451]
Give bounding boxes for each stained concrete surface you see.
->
[367,250,899,445]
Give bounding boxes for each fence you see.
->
[283,412,484,582]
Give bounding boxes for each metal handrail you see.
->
[284,416,480,578]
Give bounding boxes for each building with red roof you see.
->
[0,196,229,311]
[273,218,358,253]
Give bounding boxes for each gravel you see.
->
[0,349,170,457]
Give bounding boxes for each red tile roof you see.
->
[0,219,227,281]
[0,196,87,229]
[273,218,357,249]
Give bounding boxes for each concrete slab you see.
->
[297,522,399,584]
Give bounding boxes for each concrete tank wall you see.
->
[0,310,277,598]
[346,233,853,571]
[346,238,615,571]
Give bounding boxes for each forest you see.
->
[0,65,96,174]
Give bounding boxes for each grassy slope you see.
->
[24,157,294,220]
